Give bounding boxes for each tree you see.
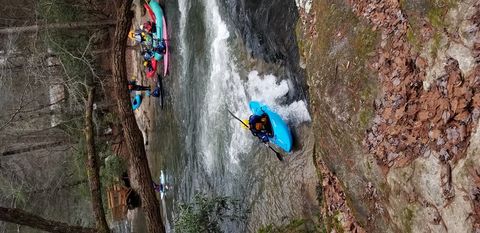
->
[84,86,110,233]
[0,0,119,232]
[0,21,115,34]
[0,207,95,233]
[174,194,246,233]
[111,0,165,232]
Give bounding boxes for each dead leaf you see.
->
[430,129,442,139]
[473,94,480,106]
[451,98,459,113]
[454,111,470,123]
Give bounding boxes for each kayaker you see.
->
[142,49,154,61]
[152,182,163,192]
[129,29,151,45]
[151,86,161,97]
[246,114,273,143]
[153,39,166,54]
[128,80,150,92]
[153,182,168,193]
[142,21,156,33]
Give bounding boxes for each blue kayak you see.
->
[148,0,164,61]
[132,94,142,110]
[249,101,293,152]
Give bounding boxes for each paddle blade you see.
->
[265,143,283,162]
[275,152,284,161]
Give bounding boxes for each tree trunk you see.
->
[1,141,67,156]
[111,1,165,233]
[84,86,110,233]
[0,207,95,233]
[0,20,116,34]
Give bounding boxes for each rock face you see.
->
[218,0,308,102]
[297,0,480,231]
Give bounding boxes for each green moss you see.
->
[359,109,373,128]
[406,25,421,51]
[401,207,415,233]
[430,32,442,59]
[333,214,345,233]
[353,27,378,61]
[324,211,345,233]
[258,218,322,233]
[426,0,459,29]
[427,7,446,29]
[296,20,306,57]
[379,182,388,193]
[258,225,275,233]
[366,161,372,170]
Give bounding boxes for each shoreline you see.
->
[124,0,163,231]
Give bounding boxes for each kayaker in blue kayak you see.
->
[245,114,273,143]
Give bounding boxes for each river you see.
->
[147,0,319,232]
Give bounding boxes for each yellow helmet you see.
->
[128,31,135,40]
[241,119,249,129]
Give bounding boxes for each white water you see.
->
[200,0,251,173]
[245,71,311,126]
[177,0,188,79]
[198,0,311,173]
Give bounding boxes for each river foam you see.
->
[245,70,311,126]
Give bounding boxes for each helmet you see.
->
[241,119,249,129]
[143,52,152,60]
[128,31,135,40]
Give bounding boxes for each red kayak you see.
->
[146,59,157,78]
[144,3,156,22]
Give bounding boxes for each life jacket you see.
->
[249,114,268,133]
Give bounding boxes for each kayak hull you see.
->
[148,1,164,41]
[146,58,157,78]
[147,1,164,61]
[132,94,142,110]
[249,101,293,152]
[162,16,169,76]
[143,3,156,22]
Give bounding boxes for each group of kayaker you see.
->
[127,0,169,111]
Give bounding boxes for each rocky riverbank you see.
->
[296,0,480,232]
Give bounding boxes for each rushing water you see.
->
[148,0,318,232]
